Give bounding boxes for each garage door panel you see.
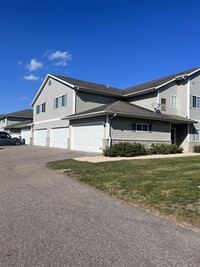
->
[34,129,47,146]
[21,129,31,145]
[50,128,69,149]
[72,124,104,152]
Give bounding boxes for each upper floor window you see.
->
[36,102,46,114]
[170,95,177,109]
[191,95,200,109]
[161,98,166,111]
[54,94,67,109]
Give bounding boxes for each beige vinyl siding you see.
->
[128,92,157,111]
[76,91,118,113]
[176,81,188,117]
[158,82,177,115]
[111,117,170,142]
[190,72,200,121]
[34,78,74,124]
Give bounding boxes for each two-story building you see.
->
[0,109,33,144]
[31,67,200,152]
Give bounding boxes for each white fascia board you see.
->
[49,74,75,89]
[155,78,177,90]
[187,68,200,77]
[124,87,156,97]
[30,74,75,107]
[62,110,107,120]
[31,74,49,106]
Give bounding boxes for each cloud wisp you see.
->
[47,50,72,66]
[26,59,43,71]
[24,74,39,81]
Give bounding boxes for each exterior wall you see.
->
[158,82,178,115]
[188,72,200,149]
[110,117,171,144]
[128,92,157,111]
[76,91,118,113]
[34,78,74,124]
[176,81,188,117]
[33,77,74,143]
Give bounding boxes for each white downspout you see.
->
[108,113,117,147]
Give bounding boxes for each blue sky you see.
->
[0,0,200,114]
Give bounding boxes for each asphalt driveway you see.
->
[0,145,200,266]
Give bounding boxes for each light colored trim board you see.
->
[187,78,190,118]
[31,74,75,106]
[34,118,62,124]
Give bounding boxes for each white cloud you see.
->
[26,59,43,71]
[47,50,72,66]
[24,74,39,81]
[20,96,29,101]
[17,60,23,65]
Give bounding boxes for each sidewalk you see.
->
[75,152,200,163]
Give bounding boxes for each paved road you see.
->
[0,146,200,267]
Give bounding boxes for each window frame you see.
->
[191,95,200,109]
[161,98,166,111]
[36,102,46,114]
[54,94,67,109]
[133,123,152,133]
[170,95,177,109]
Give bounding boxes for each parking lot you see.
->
[0,145,200,266]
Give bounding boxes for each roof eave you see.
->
[31,74,76,106]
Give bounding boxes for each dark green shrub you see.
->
[148,143,183,154]
[103,142,147,157]
[193,145,200,153]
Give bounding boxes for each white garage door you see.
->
[50,127,69,149]
[72,124,104,152]
[34,129,47,146]
[21,129,31,145]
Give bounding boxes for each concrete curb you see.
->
[75,152,200,163]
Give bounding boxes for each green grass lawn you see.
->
[49,156,200,228]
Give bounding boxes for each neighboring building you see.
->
[31,67,200,152]
[0,109,33,144]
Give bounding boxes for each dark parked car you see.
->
[0,131,25,145]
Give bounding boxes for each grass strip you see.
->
[49,156,200,228]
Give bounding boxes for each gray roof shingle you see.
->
[124,67,200,95]
[65,101,196,124]
[0,109,33,119]
[52,75,122,96]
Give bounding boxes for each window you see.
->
[191,95,200,109]
[193,128,200,142]
[132,123,152,132]
[170,95,177,108]
[36,102,46,114]
[161,98,166,111]
[54,94,67,109]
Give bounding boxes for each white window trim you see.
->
[54,94,67,109]
[191,94,200,109]
[193,128,200,142]
[36,102,46,114]
[136,123,149,132]
[170,95,177,109]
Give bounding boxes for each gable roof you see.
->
[4,120,33,130]
[124,67,200,96]
[63,100,196,124]
[52,75,122,96]
[31,67,200,106]
[0,109,33,120]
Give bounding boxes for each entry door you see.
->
[171,128,176,144]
